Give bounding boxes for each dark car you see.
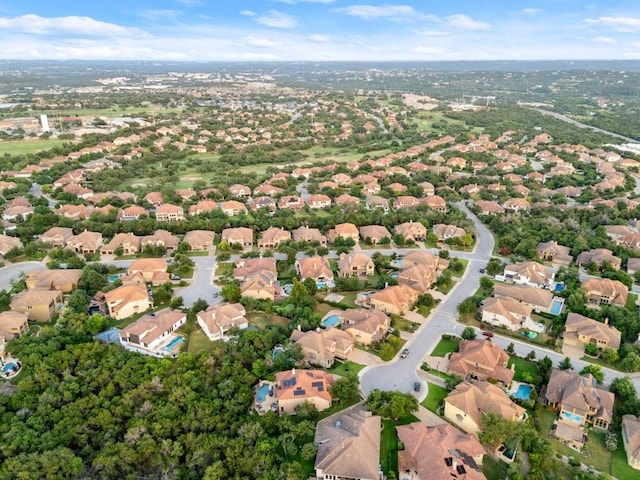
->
[482,331,494,338]
[479,268,485,273]
[413,382,421,392]
[400,348,409,359]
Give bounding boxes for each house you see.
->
[143,191,164,207]
[359,225,391,244]
[0,234,22,255]
[100,233,141,255]
[141,229,180,252]
[622,415,640,470]
[274,369,333,414]
[290,326,354,368]
[432,223,466,241]
[183,230,215,251]
[494,281,554,311]
[221,227,253,248]
[503,261,555,289]
[503,198,531,212]
[340,308,391,345]
[335,194,361,210]
[365,195,389,212]
[537,240,573,266]
[563,312,622,351]
[277,195,305,210]
[444,381,526,434]
[10,289,63,322]
[481,297,537,331]
[25,269,82,293]
[397,264,439,294]
[403,251,449,271]
[120,309,186,357]
[307,194,332,209]
[0,311,30,337]
[397,422,486,480]
[327,223,359,243]
[104,285,152,320]
[394,221,427,242]
[475,200,506,215]
[448,339,514,388]
[257,227,291,249]
[292,226,327,246]
[220,200,248,216]
[229,183,252,198]
[336,252,374,278]
[67,231,103,254]
[55,204,88,220]
[117,205,148,221]
[154,204,184,222]
[542,368,615,448]
[393,195,420,210]
[197,303,248,341]
[576,248,622,270]
[582,277,628,307]
[188,199,218,216]
[314,404,381,480]
[424,195,447,212]
[39,227,75,247]
[240,270,281,301]
[127,258,169,285]
[296,256,334,284]
[367,284,419,316]
[233,257,278,280]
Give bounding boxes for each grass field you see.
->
[482,455,508,480]
[506,356,539,382]
[612,431,639,479]
[328,360,365,378]
[380,414,420,477]
[187,328,220,354]
[430,335,461,357]
[421,382,448,413]
[1,138,69,156]
[246,311,290,329]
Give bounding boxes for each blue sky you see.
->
[0,1,639,61]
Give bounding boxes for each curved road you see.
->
[0,261,47,291]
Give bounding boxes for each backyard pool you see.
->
[2,361,20,376]
[511,383,533,400]
[562,411,582,423]
[554,282,565,292]
[108,274,120,283]
[272,345,285,360]
[322,315,341,328]
[550,299,564,315]
[164,336,184,352]
[256,383,270,403]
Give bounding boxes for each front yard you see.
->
[327,360,365,377]
[421,382,448,414]
[430,335,460,357]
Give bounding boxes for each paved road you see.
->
[29,182,57,208]
[359,202,495,399]
[0,261,47,291]
[174,256,220,308]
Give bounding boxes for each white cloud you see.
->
[274,0,336,4]
[240,10,256,17]
[416,30,452,37]
[0,14,150,38]
[243,36,280,47]
[592,36,617,45]
[174,0,202,5]
[522,8,541,14]
[584,16,640,31]
[446,14,490,30]
[139,10,182,21]
[309,34,330,42]
[334,4,417,20]
[255,10,297,28]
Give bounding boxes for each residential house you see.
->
[277,195,305,210]
[67,230,103,254]
[335,194,361,210]
[563,312,622,351]
[292,226,327,246]
[100,233,141,255]
[481,297,535,332]
[327,223,359,243]
[25,269,82,293]
[141,229,180,252]
[229,184,252,198]
[220,200,248,216]
[183,230,215,251]
[475,200,505,215]
[290,326,354,368]
[493,283,555,314]
[240,270,281,301]
[503,198,531,213]
[537,241,573,266]
[120,309,186,357]
[274,369,334,414]
[314,404,381,480]
[403,251,449,271]
[296,256,334,284]
[365,195,389,212]
[543,368,615,448]
[10,289,63,322]
[622,415,640,470]
[397,264,438,294]
[39,226,74,247]
[233,257,277,280]
[448,339,514,388]
[503,261,555,289]
[393,195,420,210]
[424,195,447,212]
[221,227,253,248]
[394,221,427,242]
[104,285,152,320]
[0,311,30,337]
[582,277,628,307]
[156,203,184,222]
[576,248,622,270]
[197,303,248,341]
[340,308,391,345]
[3,205,34,221]
[143,191,164,207]
[251,196,277,212]
[127,258,169,285]
[397,422,486,480]
[331,172,352,186]
[628,258,640,276]
[306,194,332,209]
[444,381,526,434]
[337,252,375,278]
[432,223,466,241]
[257,227,291,249]
[0,234,22,255]
[359,225,391,244]
[367,284,419,316]
[117,205,148,221]
[188,199,218,216]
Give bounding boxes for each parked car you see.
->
[400,348,409,359]
[414,382,421,392]
[482,331,494,338]
[170,274,181,281]
[479,268,485,273]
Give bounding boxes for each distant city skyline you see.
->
[1,1,639,61]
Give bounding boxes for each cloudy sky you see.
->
[1,0,639,61]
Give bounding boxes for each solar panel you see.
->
[293,388,306,396]
[444,458,453,466]
[456,465,467,474]
[311,381,324,388]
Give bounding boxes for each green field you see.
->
[430,335,461,357]
[0,138,69,156]
[506,356,539,382]
[421,382,448,413]
[327,360,365,377]
[187,328,221,354]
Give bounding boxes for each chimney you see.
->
[604,317,609,326]
[297,324,302,331]
[291,368,296,376]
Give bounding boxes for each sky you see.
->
[0,1,639,61]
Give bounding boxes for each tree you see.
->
[486,257,504,276]
[221,282,241,303]
[601,348,619,364]
[458,297,477,316]
[366,390,418,419]
[302,277,318,296]
[506,343,515,355]
[479,413,520,447]
[620,352,640,372]
[330,376,360,404]
[445,374,463,392]
[610,376,637,402]
[480,276,494,292]
[67,290,90,314]
[300,443,317,462]
[558,356,573,370]
[580,364,604,383]
[526,350,536,361]
[461,326,477,340]
[605,431,618,452]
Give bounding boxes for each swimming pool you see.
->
[108,274,119,283]
[2,362,18,375]
[511,384,533,400]
[272,346,285,360]
[562,411,582,423]
[550,299,564,315]
[256,383,270,403]
[322,315,341,328]
[164,336,184,352]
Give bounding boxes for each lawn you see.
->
[421,382,448,414]
[0,138,69,156]
[328,360,365,378]
[380,414,420,478]
[436,279,457,295]
[612,431,639,479]
[625,292,638,311]
[333,291,359,308]
[580,355,624,372]
[246,311,290,329]
[430,335,461,357]
[482,455,508,480]
[507,356,539,382]
[215,262,234,277]
[187,328,221,355]
[392,316,420,333]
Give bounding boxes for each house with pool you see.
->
[481,297,545,333]
[273,369,334,415]
[290,326,353,368]
[563,312,621,353]
[119,309,187,358]
[196,303,248,342]
[295,256,334,287]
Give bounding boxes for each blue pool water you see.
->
[550,300,563,315]
[256,383,270,403]
[322,315,341,328]
[273,346,285,360]
[164,336,184,352]
[390,272,399,279]
[2,362,18,374]
[511,384,533,400]
[554,283,565,292]
[562,411,582,423]
[108,274,119,283]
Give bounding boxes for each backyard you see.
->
[506,356,539,382]
[380,415,420,478]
